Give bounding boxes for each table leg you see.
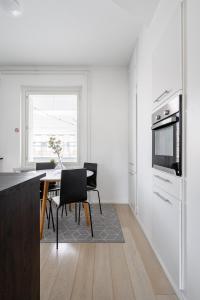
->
[40,181,49,240]
[83,202,91,226]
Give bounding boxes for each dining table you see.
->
[40,169,93,240]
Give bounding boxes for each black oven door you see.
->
[152,114,182,176]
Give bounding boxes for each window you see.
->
[25,92,79,164]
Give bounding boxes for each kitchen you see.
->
[0,0,200,300]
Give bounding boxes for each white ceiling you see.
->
[0,0,159,66]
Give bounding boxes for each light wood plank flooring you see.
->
[40,205,178,300]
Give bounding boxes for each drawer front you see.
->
[152,169,182,200]
[152,186,180,286]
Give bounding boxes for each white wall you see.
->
[90,67,128,204]
[0,67,129,204]
[129,0,200,299]
[0,71,89,171]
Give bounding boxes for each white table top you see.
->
[40,169,93,182]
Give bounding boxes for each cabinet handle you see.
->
[129,162,134,165]
[129,171,135,175]
[153,191,172,205]
[154,174,171,183]
[153,90,170,103]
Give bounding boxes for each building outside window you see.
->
[25,92,79,165]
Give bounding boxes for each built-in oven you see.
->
[152,94,182,176]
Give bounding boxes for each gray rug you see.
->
[41,203,124,243]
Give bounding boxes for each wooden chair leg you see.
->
[83,202,91,226]
[40,181,49,240]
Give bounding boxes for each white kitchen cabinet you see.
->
[152,168,183,200]
[129,170,137,212]
[152,3,182,107]
[128,52,137,213]
[152,185,180,287]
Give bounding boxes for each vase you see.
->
[55,156,66,170]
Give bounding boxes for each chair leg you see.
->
[56,207,59,250]
[75,203,77,222]
[48,203,51,229]
[61,205,64,217]
[78,202,81,225]
[41,200,49,221]
[65,204,68,216]
[95,189,102,214]
[48,201,55,232]
[87,202,94,237]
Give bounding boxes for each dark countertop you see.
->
[0,171,45,194]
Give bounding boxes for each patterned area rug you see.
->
[41,203,124,243]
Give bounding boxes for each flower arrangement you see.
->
[48,136,64,169]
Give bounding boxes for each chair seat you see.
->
[52,196,60,206]
[49,183,60,191]
[86,185,96,191]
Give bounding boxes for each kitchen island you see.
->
[0,172,45,300]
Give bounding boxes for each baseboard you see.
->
[128,204,187,300]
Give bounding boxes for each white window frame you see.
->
[21,86,81,168]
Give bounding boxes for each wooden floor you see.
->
[40,205,178,300]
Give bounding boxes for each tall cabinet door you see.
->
[128,55,137,213]
[152,2,182,107]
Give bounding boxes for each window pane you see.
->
[27,94,78,163]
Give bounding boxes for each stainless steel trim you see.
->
[151,116,178,130]
[153,90,170,103]
[153,165,177,175]
[153,191,172,205]
[154,174,171,183]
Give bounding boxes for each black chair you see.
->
[36,162,60,231]
[84,162,102,214]
[52,169,94,249]
[36,163,61,195]
[36,162,55,170]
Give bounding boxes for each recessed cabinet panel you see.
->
[129,172,136,212]
[152,3,182,107]
[152,186,180,286]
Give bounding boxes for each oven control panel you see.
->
[152,95,181,125]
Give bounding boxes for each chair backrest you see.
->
[83,162,97,188]
[60,169,87,206]
[36,162,55,170]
